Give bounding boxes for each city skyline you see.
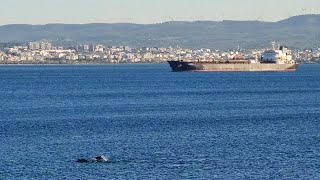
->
[1,40,318,65]
[1,0,320,25]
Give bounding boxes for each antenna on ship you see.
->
[272,42,276,50]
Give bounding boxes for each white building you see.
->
[28,42,52,50]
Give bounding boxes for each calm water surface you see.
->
[0,64,320,179]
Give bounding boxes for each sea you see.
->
[0,64,319,179]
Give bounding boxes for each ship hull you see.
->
[167,61,298,72]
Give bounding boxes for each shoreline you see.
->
[0,62,167,66]
[0,62,318,66]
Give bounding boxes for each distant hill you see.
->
[1,14,320,49]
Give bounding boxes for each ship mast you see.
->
[272,41,276,50]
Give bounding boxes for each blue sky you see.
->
[1,0,319,25]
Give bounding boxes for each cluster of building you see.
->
[0,42,319,64]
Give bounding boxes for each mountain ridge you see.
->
[1,14,320,49]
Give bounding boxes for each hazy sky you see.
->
[1,0,320,25]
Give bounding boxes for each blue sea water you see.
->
[0,64,320,179]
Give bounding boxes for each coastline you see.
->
[0,62,167,65]
[0,62,317,66]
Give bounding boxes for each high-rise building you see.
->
[28,42,52,50]
[40,42,52,50]
[83,44,89,51]
[28,42,40,50]
[89,45,96,52]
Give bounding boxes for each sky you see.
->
[1,0,320,25]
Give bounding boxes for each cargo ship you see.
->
[168,46,298,72]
